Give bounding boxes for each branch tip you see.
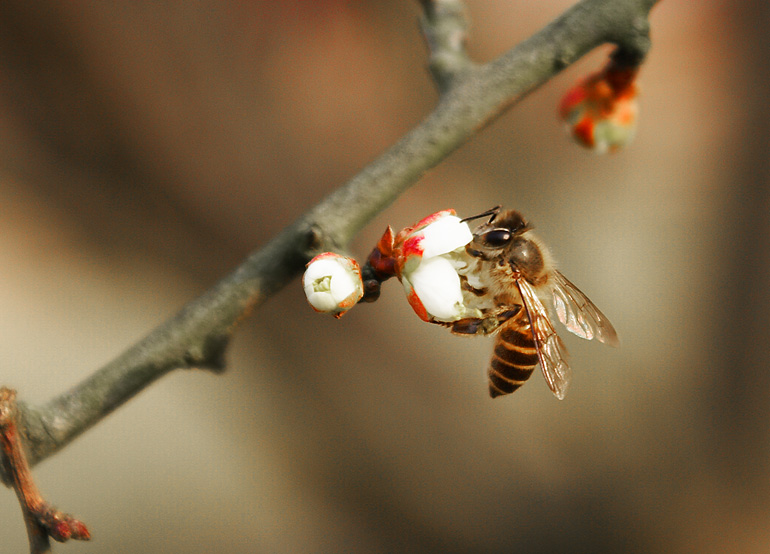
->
[1,387,90,550]
[418,0,473,92]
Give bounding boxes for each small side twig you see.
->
[418,0,474,92]
[0,388,90,553]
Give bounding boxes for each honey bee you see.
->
[449,207,619,399]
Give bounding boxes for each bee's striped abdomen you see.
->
[488,308,539,398]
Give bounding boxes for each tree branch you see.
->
[1,0,656,483]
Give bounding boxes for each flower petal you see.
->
[410,209,457,233]
[401,278,430,322]
[407,256,465,321]
[419,215,474,259]
[393,213,473,276]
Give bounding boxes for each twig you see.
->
[418,0,473,91]
[0,388,90,553]
[2,0,656,481]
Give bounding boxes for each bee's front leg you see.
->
[446,306,521,336]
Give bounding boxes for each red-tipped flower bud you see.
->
[391,210,480,322]
[559,64,639,153]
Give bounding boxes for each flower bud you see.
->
[559,64,639,153]
[392,210,479,322]
[303,253,364,318]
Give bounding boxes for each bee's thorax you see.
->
[508,232,553,287]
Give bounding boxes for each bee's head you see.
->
[464,208,544,278]
[465,208,528,256]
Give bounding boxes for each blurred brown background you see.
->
[1,1,767,552]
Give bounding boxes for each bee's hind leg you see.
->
[447,306,521,336]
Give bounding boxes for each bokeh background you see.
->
[1,1,767,552]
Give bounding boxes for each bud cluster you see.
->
[302,210,484,322]
[559,61,640,153]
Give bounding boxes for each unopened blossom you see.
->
[559,64,639,153]
[390,210,480,323]
[302,252,363,318]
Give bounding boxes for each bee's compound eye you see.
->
[483,229,512,247]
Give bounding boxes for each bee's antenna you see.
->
[460,205,501,225]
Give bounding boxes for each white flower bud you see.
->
[303,253,363,318]
[394,210,479,323]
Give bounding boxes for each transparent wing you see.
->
[516,278,571,400]
[551,271,620,347]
